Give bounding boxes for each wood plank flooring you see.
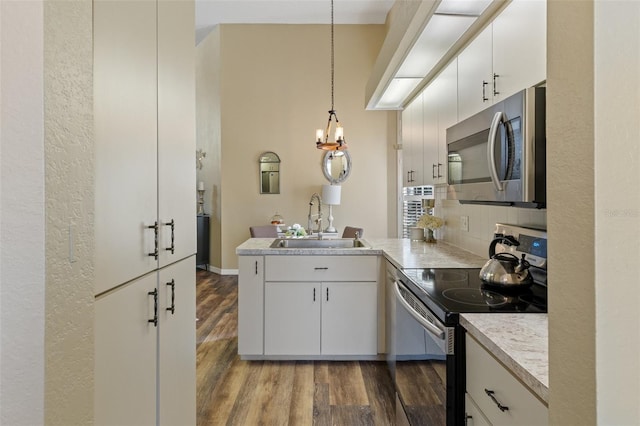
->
[196,269,396,425]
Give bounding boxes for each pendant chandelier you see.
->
[316,0,348,151]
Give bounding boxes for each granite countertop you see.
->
[236,237,487,269]
[365,238,487,269]
[460,313,548,404]
[235,237,383,256]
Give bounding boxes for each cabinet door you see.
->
[95,272,158,426]
[422,84,439,186]
[94,0,158,295]
[158,256,196,426]
[402,93,424,186]
[238,256,265,355]
[457,27,493,121]
[264,282,321,355]
[436,60,458,185]
[157,0,197,267]
[465,393,492,426]
[492,0,546,101]
[321,282,377,355]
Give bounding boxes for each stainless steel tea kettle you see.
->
[479,236,533,286]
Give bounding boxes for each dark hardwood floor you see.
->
[195,269,396,425]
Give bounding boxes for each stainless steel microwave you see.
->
[446,87,546,208]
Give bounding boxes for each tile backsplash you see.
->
[432,186,547,258]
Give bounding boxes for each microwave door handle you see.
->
[488,111,505,191]
[393,281,445,340]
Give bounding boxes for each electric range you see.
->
[392,224,547,426]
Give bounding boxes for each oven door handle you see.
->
[394,281,445,340]
[487,111,505,192]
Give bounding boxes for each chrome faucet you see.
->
[307,193,323,236]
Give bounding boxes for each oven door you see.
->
[393,280,454,425]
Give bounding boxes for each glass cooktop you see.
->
[399,268,547,325]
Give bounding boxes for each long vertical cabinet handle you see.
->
[313,288,316,302]
[437,163,443,178]
[255,260,258,275]
[163,219,175,254]
[482,80,489,102]
[493,73,500,96]
[146,221,159,259]
[326,287,329,301]
[166,279,175,314]
[148,288,158,326]
[432,164,437,179]
[487,112,505,192]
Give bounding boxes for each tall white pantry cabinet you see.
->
[93,0,197,424]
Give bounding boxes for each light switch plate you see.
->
[460,216,469,232]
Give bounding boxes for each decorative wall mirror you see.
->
[259,151,280,194]
[322,150,352,184]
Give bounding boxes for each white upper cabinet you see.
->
[458,0,546,121]
[157,0,196,268]
[94,0,159,295]
[457,27,493,121]
[422,83,439,185]
[421,60,458,185]
[95,0,196,294]
[492,0,546,102]
[402,93,424,186]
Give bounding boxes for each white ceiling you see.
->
[195,0,395,44]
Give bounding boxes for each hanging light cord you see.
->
[330,0,335,112]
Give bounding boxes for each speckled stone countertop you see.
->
[460,313,548,404]
[365,238,487,269]
[235,238,383,256]
[236,237,487,269]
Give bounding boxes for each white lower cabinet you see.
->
[239,254,379,358]
[465,334,548,426]
[264,281,378,356]
[95,256,195,425]
[465,393,492,426]
[264,282,321,355]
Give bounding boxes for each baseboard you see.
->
[204,265,238,276]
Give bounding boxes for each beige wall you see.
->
[214,24,394,271]
[548,1,640,424]
[44,0,95,423]
[196,26,222,269]
[547,1,596,423]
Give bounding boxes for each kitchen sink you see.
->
[269,238,370,249]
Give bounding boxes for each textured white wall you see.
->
[43,0,95,423]
[547,2,596,423]
[593,1,640,423]
[0,1,45,424]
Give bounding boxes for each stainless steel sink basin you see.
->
[269,238,369,249]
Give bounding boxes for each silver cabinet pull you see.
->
[437,163,443,178]
[163,219,175,254]
[146,221,158,259]
[493,73,500,96]
[482,80,489,102]
[432,164,437,179]
[166,279,175,315]
[485,389,509,412]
